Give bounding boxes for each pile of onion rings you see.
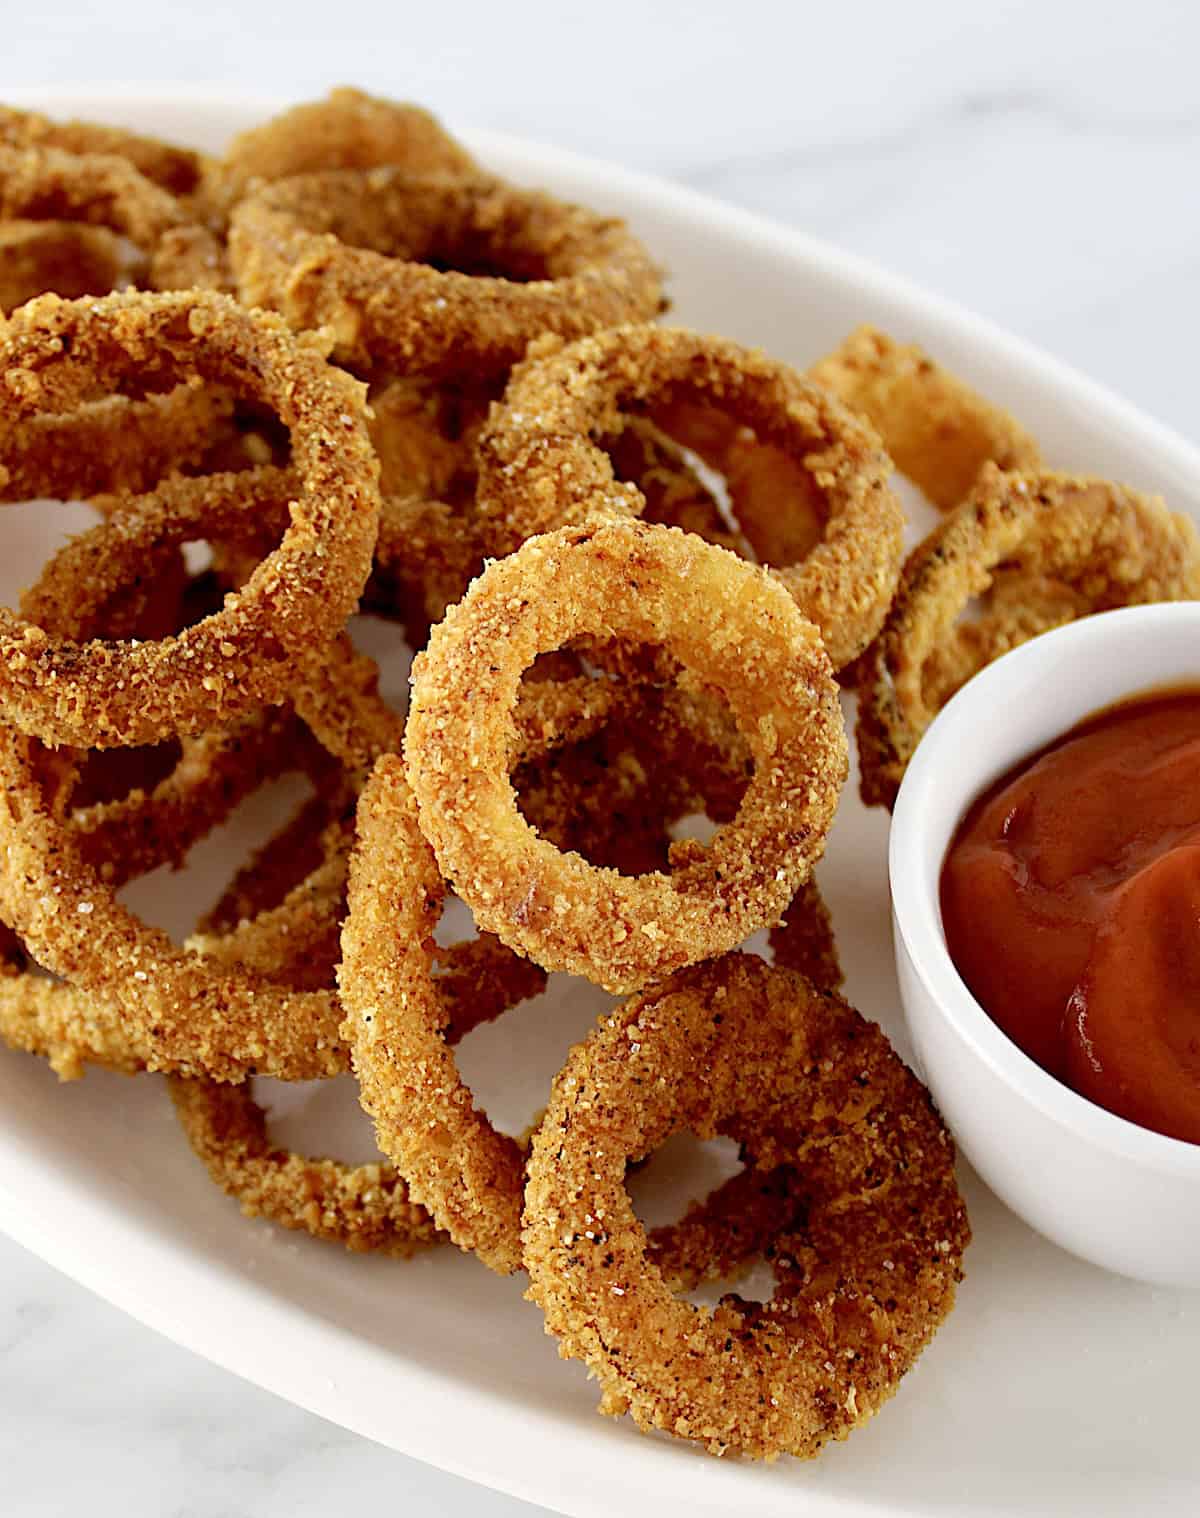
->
[7,88,1194,1467]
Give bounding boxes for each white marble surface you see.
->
[2,3,1199,1513]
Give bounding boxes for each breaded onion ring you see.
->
[229,168,663,377]
[363,382,742,642]
[523,954,969,1460]
[405,518,847,992]
[0,104,208,198]
[0,632,402,1084]
[344,654,789,1270]
[166,1075,446,1258]
[0,384,234,501]
[0,721,347,1082]
[0,290,379,747]
[475,326,904,669]
[0,143,185,253]
[0,566,294,1078]
[169,752,564,1257]
[219,87,475,203]
[857,465,1200,808]
[808,325,1042,510]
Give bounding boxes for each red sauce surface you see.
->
[940,687,1200,1144]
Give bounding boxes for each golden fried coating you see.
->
[0,143,186,254]
[406,519,847,991]
[523,955,969,1460]
[857,464,1200,807]
[168,1075,446,1257]
[475,325,904,669]
[0,99,998,1461]
[230,168,663,377]
[0,104,209,198]
[0,219,133,312]
[808,325,1042,510]
[220,87,475,203]
[0,384,234,501]
[0,290,380,747]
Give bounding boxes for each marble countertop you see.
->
[3,3,1199,1513]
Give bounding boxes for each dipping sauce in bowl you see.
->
[940,686,1200,1144]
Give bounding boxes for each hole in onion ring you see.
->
[253,1074,382,1167]
[118,769,318,946]
[453,972,615,1141]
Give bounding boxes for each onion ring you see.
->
[346,648,842,1270]
[0,143,185,254]
[219,87,475,203]
[856,465,1200,808]
[0,728,346,1082]
[474,326,903,669]
[0,289,380,747]
[0,632,401,1083]
[365,391,743,644]
[522,954,969,1460]
[0,383,234,502]
[807,325,1042,510]
[0,104,208,199]
[0,578,295,1078]
[405,518,846,992]
[229,167,663,377]
[166,1075,446,1258]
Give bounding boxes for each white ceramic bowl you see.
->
[891,602,1200,1288]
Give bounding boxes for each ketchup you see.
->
[939,688,1200,1144]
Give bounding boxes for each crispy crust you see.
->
[0,290,380,747]
[167,1075,446,1257]
[523,955,969,1459]
[230,168,663,377]
[475,326,904,669]
[0,104,209,199]
[857,465,1200,808]
[406,519,847,991]
[0,143,186,251]
[0,636,401,1084]
[345,658,825,1271]
[807,325,1042,510]
[0,384,234,501]
[219,87,475,203]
